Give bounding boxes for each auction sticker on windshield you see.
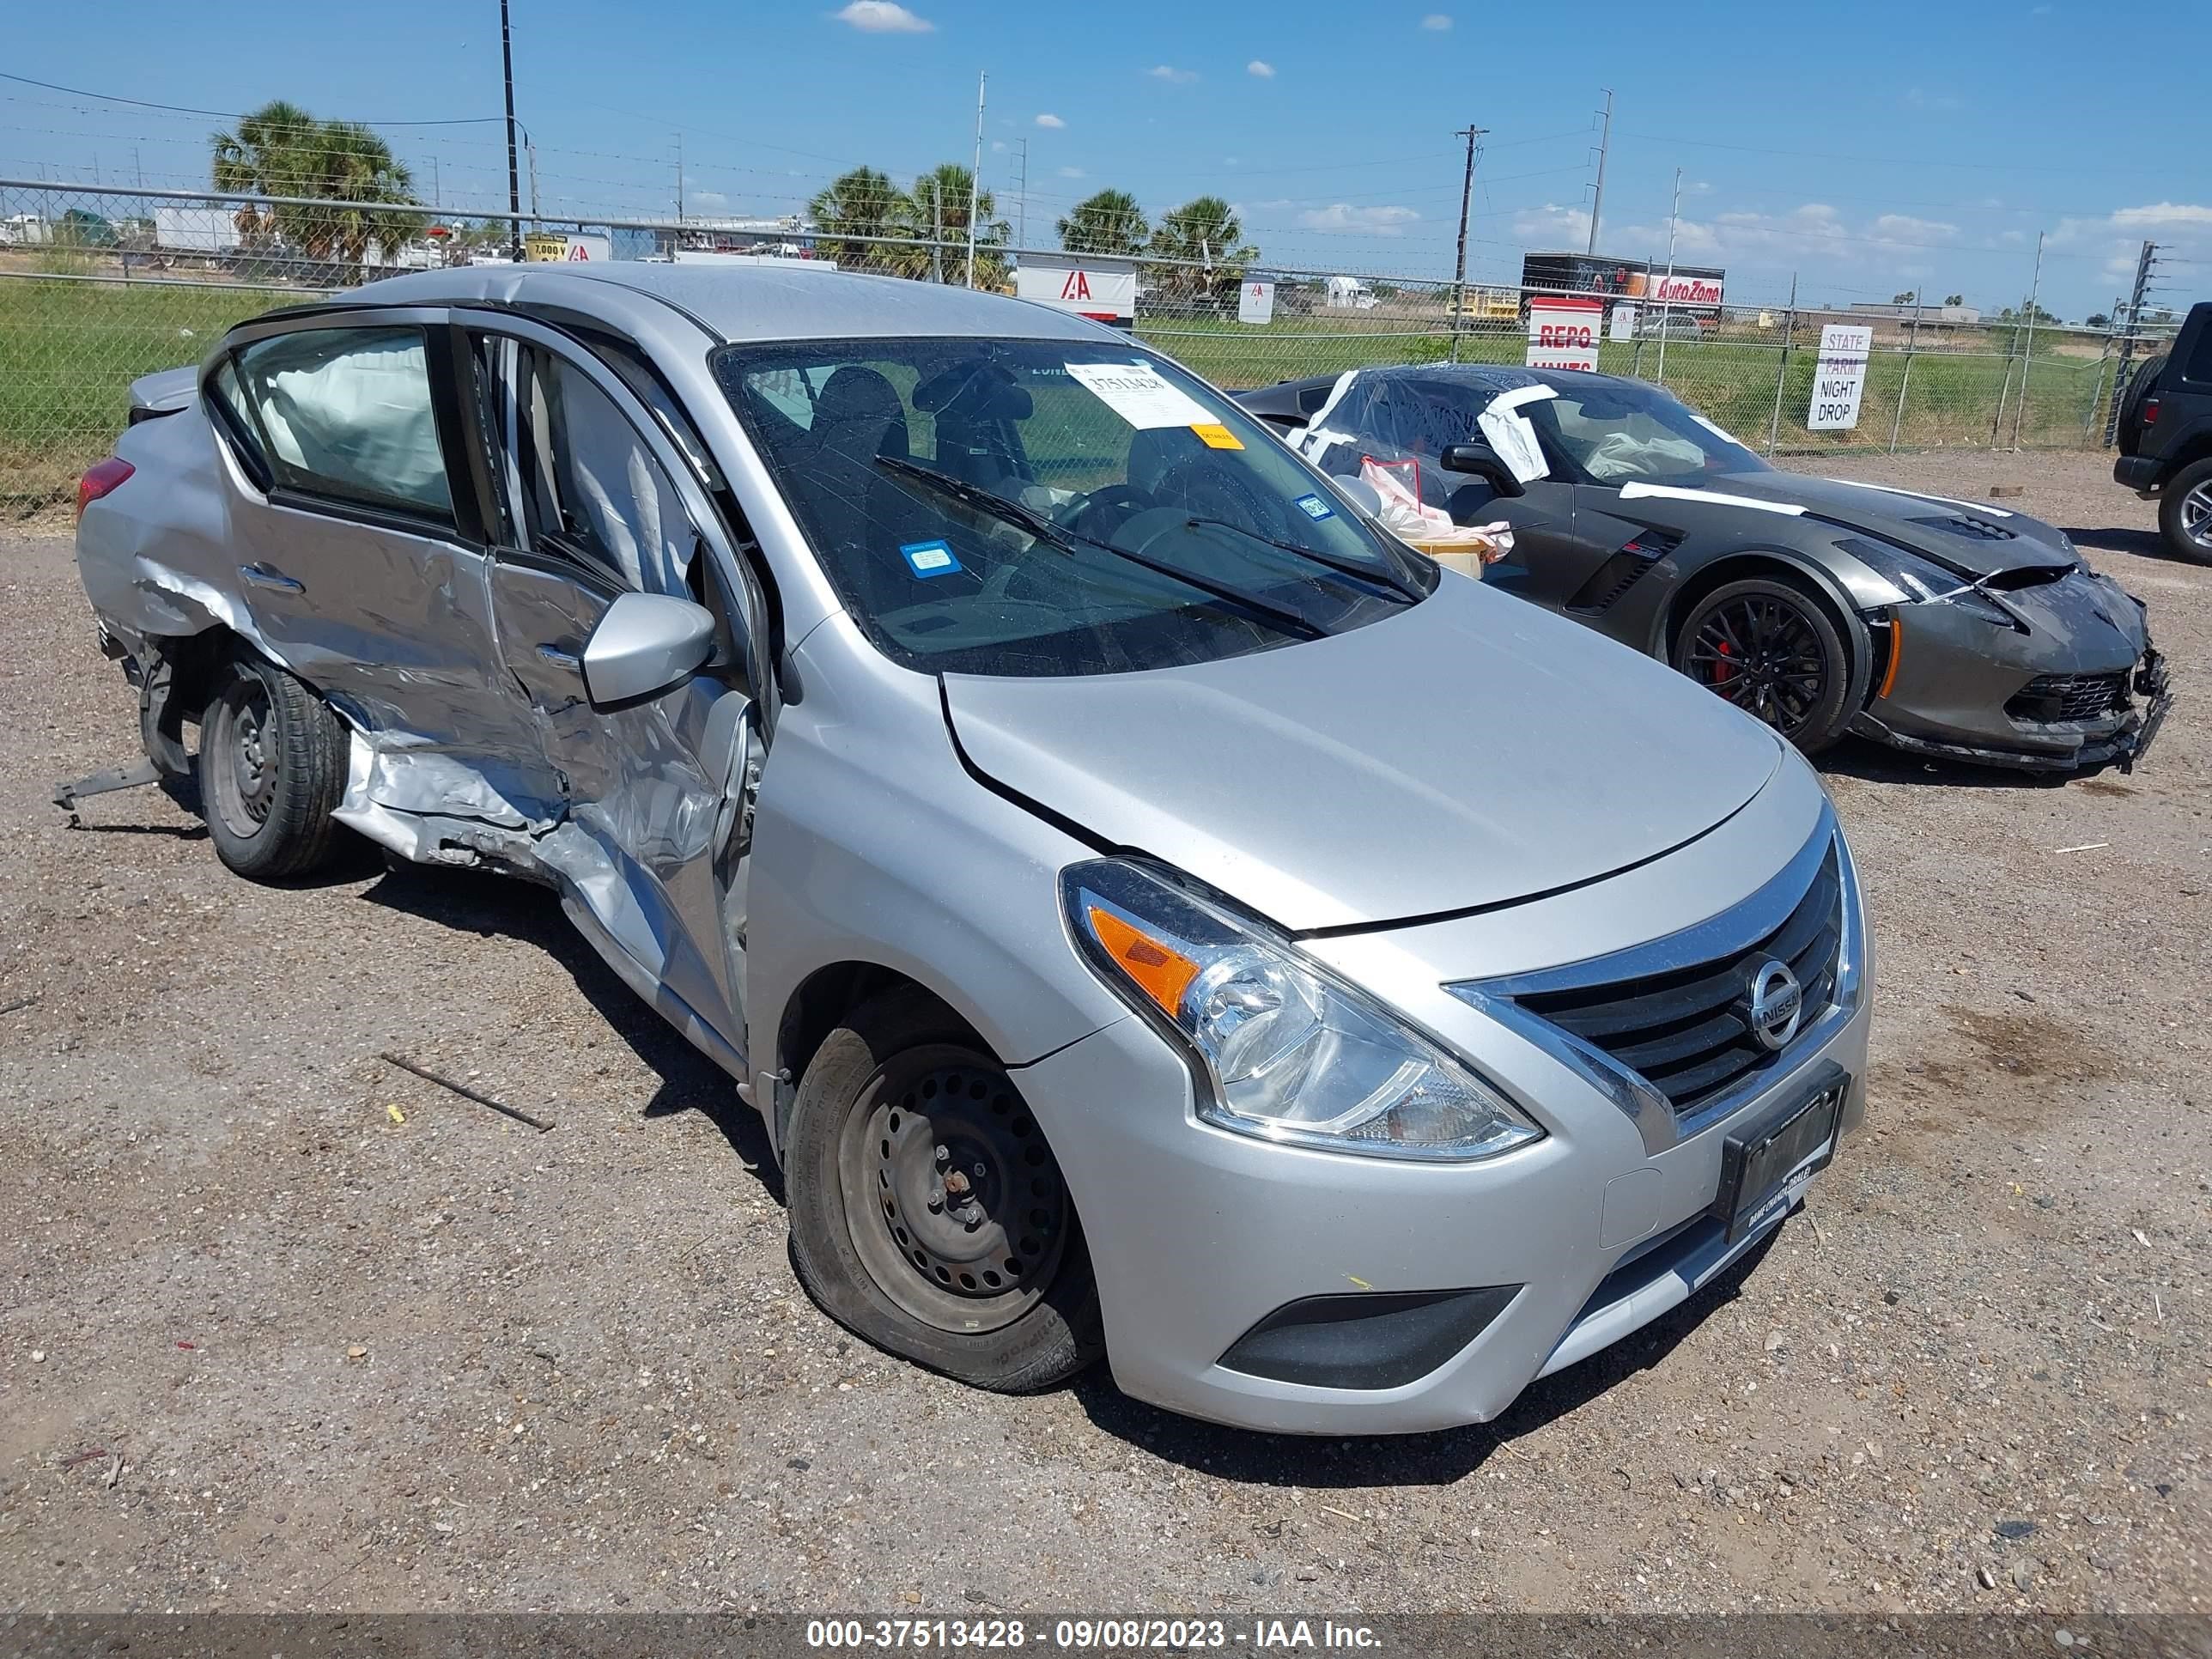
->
[1065,361,1215,430]
[900,539,963,578]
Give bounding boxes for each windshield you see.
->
[714,337,1430,677]
[1521,380,1768,485]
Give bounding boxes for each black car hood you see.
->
[1705,472,2076,578]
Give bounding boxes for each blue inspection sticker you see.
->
[1293,492,1335,521]
[900,539,963,579]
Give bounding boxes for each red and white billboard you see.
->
[1527,296,1603,372]
[1649,270,1724,307]
[1015,254,1138,327]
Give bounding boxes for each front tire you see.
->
[198,653,349,880]
[1672,574,1856,753]
[2158,457,2212,565]
[785,988,1104,1393]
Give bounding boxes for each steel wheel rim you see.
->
[1685,595,1829,738]
[2184,481,2212,550]
[836,1045,1071,1334]
[208,678,277,836]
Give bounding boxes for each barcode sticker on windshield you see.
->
[901,539,963,579]
[1064,362,1213,430]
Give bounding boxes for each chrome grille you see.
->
[1510,848,1844,1115]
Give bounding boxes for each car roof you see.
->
[339,259,1117,346]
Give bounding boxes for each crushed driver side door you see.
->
[459,315,771,1074]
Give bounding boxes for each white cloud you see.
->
[1058,166,1086,179]
[1296,203,1421,235]
[2111,201,2212,231]
[1512,204,1593,247]
[1148,64,1198,82]
[1903,85,1961,111]
[1247,59,1275,77]
[1868,214,1960,243]
[832,0,933,30]
[1034,112,1065,128]
[989,139,1007,152]
[692,190,729,210]
[1420,12,1452,27]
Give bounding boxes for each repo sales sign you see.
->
[1527,297,1603,372]
[1807,324,1875,431]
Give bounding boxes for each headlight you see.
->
[1838,537,2012,626]
[1061,859,1542,1162]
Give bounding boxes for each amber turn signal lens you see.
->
[1085,904,1200,1018]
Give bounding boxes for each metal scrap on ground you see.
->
[376,1052,556,1133]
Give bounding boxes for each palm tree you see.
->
[210,100,421,267]
[909,163,1008,284]
[1058,189,1148,255]
[1146,196,1257,304]
[808,167,917,274]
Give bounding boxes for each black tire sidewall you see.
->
[784,988,1104,1393]
[1674,574,1859,754]
[198,654,347,880]
[2157,457,2212,565]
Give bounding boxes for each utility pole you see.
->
[528,136,540,222]
[2105,240,2158,446]
[1586,88,1613,255]
[676,132,684,227]
[1655,166,1683,384]
[1449,122,1486,364]
[431,155,441,210]
[1015,137,1028,249]
[500,0,522,260]
[965,70,986,288]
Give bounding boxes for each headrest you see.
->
[912,359,1034,423]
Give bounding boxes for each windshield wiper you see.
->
[1180,514,1424,603]
[872,455,1325,641]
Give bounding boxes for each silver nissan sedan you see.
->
[72,262,1870,1434]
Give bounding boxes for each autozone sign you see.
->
[1015,255,1138,327]
[1649,271,1723,306]
[1527,296,1603,371]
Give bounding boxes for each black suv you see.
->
[2113,300,2212,562]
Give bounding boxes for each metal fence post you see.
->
[1887,300,1919,453]
[1765,273,1797,456]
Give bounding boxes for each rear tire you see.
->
[784,987,1104,1394]
[1672,574,1857,754]
[198,654,349,880]
[2157,457,2212,565]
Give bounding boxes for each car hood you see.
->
[1706,471,2078,578]
[942,577,1784,933]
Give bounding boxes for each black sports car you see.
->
[1237,364,2169,772]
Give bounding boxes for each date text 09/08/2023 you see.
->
[805,1619,1384,1650]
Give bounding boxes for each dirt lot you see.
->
[1,448,2206,1617]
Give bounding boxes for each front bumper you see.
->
[1848,573,2169,773]
[1018,766,1870,1435]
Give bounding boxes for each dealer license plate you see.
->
[1711,1065,1847,1243]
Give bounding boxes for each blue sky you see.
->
[6,0,2209,319]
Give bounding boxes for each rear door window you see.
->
[232,326,453,523]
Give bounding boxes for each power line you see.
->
[0,70,503,126]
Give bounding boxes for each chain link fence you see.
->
[0,179,2179,513]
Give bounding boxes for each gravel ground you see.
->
[1,448,2206,1617]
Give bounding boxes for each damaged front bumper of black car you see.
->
[1846,571,2172,775]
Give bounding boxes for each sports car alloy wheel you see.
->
[1682,592,1834,740]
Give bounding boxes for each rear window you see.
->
[232,325,453,524]
[2186,313,2212,384]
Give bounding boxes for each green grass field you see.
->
[0,275,292,507]
[0,270,2118,510]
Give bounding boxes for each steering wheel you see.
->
[1056,481,1155,541]
[1151,452,1285,541]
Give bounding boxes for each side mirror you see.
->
[1332,475,1385,520]
[581,592,717,707]
[1440,441,1525,498]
